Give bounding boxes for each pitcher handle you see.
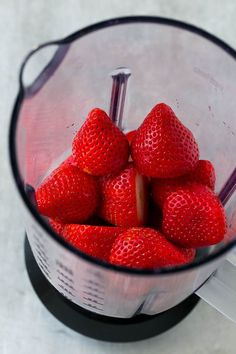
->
[196,248,236,322]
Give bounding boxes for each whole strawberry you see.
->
[110,228,195,269]
[152,160,216,208]
[162,184,226,248]
[36,164,99,223]
[131,103,199,178]
[63,224,125,262]
[99,162,148,227]
[72,108,129,176]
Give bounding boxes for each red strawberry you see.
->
[152,160,216,208]
[36,164,99,223]
[49,219,65,235]
[63,224,125,262]
[72,108,129,176]
[110,228,196,269]
[162,184,227,248]
[99,162,148,227]
[152,177,189,208]
[131,103,199,178]
[187,160,215,190]
[126,130,136,145]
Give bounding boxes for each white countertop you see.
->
[1,0,236,353]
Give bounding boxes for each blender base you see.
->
[24,236,200,342]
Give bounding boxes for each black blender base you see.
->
[24,236,199,342]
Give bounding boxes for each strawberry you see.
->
[49,219,65,236]
[63,224,125,262]
[152,160,216,208]
[152,177,189,208]
[99,162,148,227]
[131,103,199,178]
[162,184,227,248]
[187,159,215,190]
[126,130,136,145]
[36,164,99,223]
[110,228,196,269]
[72,108,129,176]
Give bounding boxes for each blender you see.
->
[9,16,236,342]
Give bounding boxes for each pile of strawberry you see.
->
[36,103,227,269]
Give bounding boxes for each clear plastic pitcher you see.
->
[9,17,236,323]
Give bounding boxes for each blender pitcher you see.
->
[9,17,236,342]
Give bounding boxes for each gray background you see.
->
[1,1,236,353]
